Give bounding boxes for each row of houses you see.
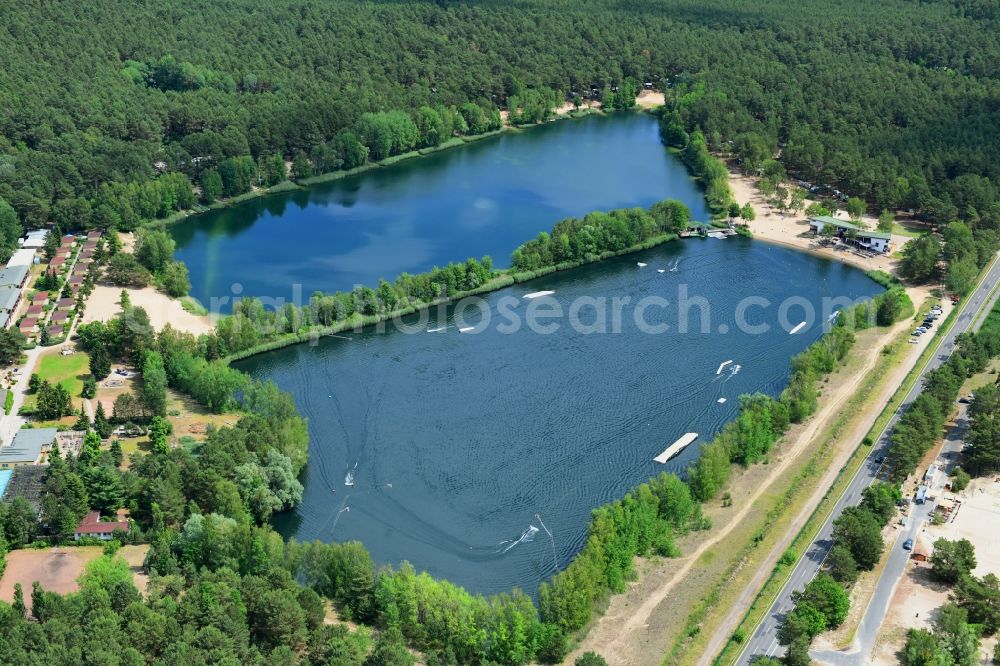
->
[15,230,102,341]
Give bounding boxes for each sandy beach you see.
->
[727,170,915,275]
[82,284,213,336]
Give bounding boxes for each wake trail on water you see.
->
[498,525,539,554]
[341,492,525,562]
[536,513,559,573]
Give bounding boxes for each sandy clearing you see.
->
[870,562,950,665]
[118,231,136,254]
[728,171,915,276]
[635,90,665,109]
[0,545,152,609]
[0,547,104,610]
[118,544,152,595]
[503,89,661,123]
[871,477,1000,665]
[82,284,213,336]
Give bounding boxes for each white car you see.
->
[909,338,920,344]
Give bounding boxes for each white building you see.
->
[6,248,37,268]
[19,230,48,249]
[808,216,892,254]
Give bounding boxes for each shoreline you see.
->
[727,169,913,276]
[221,232,680,363]
[145,103,655,232]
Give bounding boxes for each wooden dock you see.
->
[654,432,698,464]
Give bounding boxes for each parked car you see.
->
[903,538,914,550]
[913,329,924,336]
[909,338,920,344]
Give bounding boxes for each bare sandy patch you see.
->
[871,477,1000,664]
[118,544,151,595]
[0,546,103,610]
[82,284,213,336]
[635,90,665,109]
[118,232,136,254]
[728,171,916,276]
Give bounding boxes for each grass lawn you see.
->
[892,221,925,238]
[959,358,1000,395]
[166,389,238,442]
[36,349,90,394]
[23,349,91,413]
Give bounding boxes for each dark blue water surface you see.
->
[237,239,881,596]
[176,113,881,596]
[171,113,711,306]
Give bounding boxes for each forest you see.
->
[1,0,998,250]
[2,0,1000,663]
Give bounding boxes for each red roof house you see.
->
[56,298,74,310]
[73,511,130,541]
[50,310,69,323]
[26,304,44,316]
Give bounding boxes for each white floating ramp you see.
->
[716,360,733,375]
[789,321,807,334]
[654,433,699,464]
[458,326,475,333]
[523,290,555,299]
[637,262,647,267]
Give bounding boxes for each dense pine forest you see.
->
[2,0,1000,664]
[1,0,999,250]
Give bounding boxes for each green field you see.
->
[22,350,92,416]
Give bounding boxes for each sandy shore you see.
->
[82,284,213,336]
[505,89,664,122]
[727,171,915,276]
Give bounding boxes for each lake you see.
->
[171,113,711,307]
[238,238,882,596]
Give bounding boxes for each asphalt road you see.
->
[809,404,969,665]
[736,256,1000,665]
